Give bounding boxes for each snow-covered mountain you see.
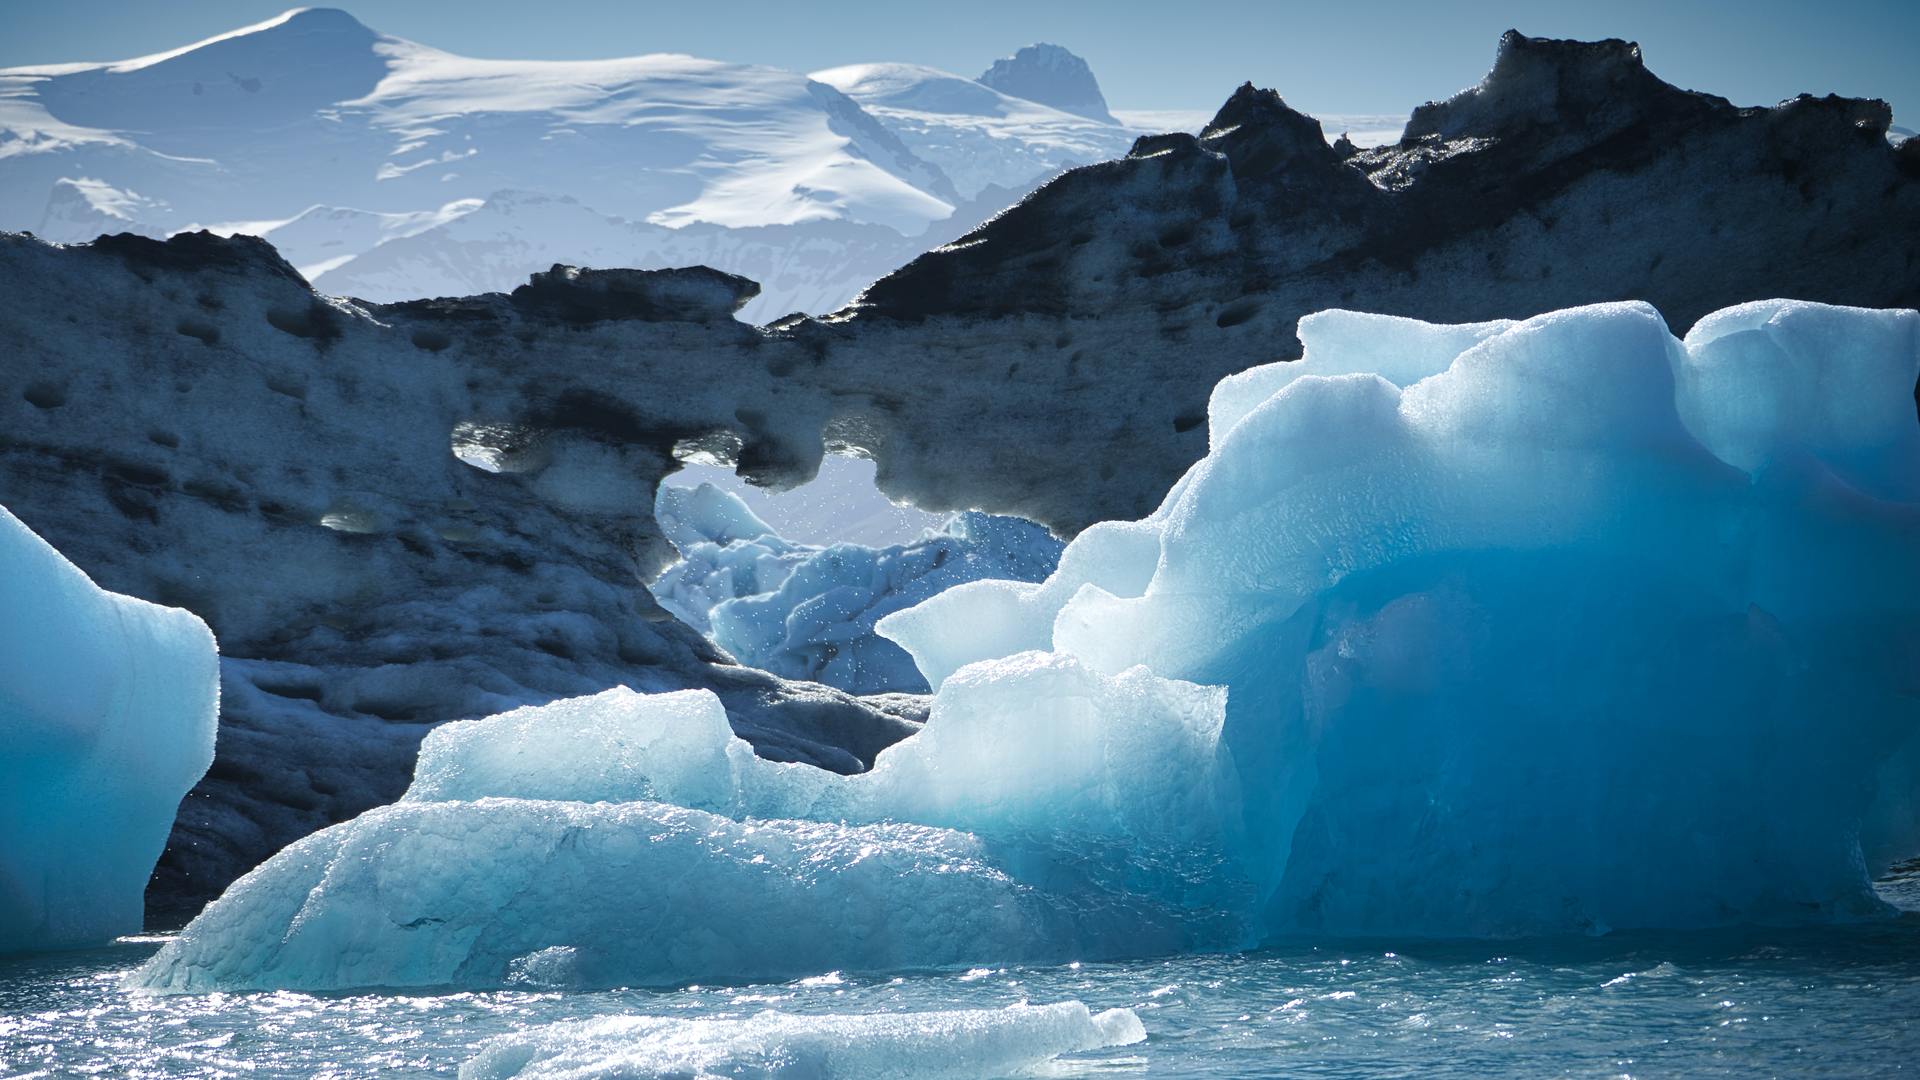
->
[0,8,955,234]
[195,199,484,280]
[0,8,1175,315]
[811,61,1136,198]
[305,188,1019,322]
[978,43,1117,123]
[1,8,1408,317]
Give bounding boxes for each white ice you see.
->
[652,483,1061,693]
[1,504,218,951]
[459,1001,1145,1080]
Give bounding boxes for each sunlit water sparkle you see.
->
[6,875,1920,1078]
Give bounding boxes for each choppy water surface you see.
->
[8,888,1920,1077]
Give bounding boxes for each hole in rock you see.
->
[318,501,384,534]
[175,317,221,345]
[450,421,551,474]
[22,381,67,409]
[651,454,1064,696]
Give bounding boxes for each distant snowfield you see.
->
[0,7,1404,319]
[663,455,945,548]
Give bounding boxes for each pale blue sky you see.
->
[3,1,1915,121]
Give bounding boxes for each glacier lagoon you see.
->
[6,296,1919,1074]
[8,903,1920,1077]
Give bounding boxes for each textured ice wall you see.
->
[653,483,1063,693]
[886,299,1920,937]
[1,505,218,951]
[137,658,1246,991]
[460,1002,1145,1079]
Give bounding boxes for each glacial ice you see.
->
[652,483,1063,693]
[459,1002,1145,1080]
[136,298,1920,990]
[891,297,1920,936]
[138,660,1247,990]
[1,505,219,951]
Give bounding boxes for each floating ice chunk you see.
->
[876,518,1159,691]
[401,688,807,814]
[655,482,780,552]
[1,504,219,951]
[654,482,1063,693]
[459,1002,1145,1080]
[134,653,1248,991]
[133,798,1058,992]
[899,299,1920,937]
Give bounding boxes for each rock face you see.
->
[1,30,1916,916]
[977,44,1117,125]
[0,235,923,919]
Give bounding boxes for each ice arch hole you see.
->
[650,453,1066,695]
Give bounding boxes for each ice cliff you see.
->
[3,29,1918,915]
[653,482,1063,693]
[133,298,1920,991]
[1,506,218,950]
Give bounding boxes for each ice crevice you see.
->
[133,297,1920,991]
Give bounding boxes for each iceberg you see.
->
[137,659,1247,991]
[459,1002,1145,1080]
[136,299,1920,990]
[653,483,1063,693]
[886,299,1920,937]
[1,505,219,951]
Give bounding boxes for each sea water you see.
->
[6,870,1920,1078]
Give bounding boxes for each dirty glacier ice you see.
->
[135,298,1920,991]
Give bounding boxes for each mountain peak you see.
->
[105,7,379,74]
[1403,30,1720,143]
[977,44,1115,124]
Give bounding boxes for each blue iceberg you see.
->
[2,505,219,951]
[136,299,1920,990]
[652,483,1062,693]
